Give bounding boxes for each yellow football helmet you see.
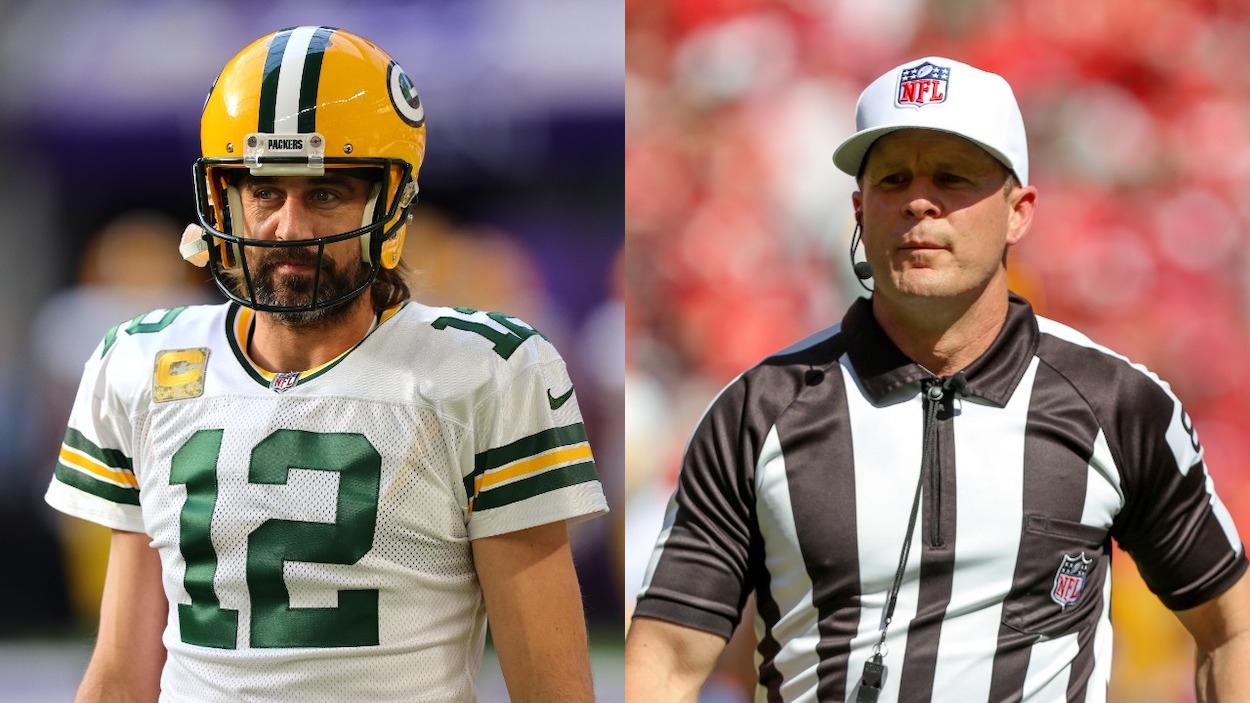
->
[190,26,426,312]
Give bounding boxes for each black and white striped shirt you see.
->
[634,294,1246,702]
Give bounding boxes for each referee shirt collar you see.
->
[843,292,1040,407]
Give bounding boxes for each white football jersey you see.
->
[46,301,608,702]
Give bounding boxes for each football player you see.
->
[46,26,607,702]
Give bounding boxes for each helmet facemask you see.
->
[193,156,416,317]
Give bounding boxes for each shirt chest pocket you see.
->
[1000,515,1109,637]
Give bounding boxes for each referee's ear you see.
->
[1005,182,1038,248]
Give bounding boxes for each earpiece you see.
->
[179,224,210,267]
[849,215,873,290]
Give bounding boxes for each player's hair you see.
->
[372,265,411,312]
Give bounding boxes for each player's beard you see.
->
[225,245,371,326]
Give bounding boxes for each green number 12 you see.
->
[170,428,382,649]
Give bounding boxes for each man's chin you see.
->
[226,264,370,316]
[266,286,368,323]
[890,269,954,297]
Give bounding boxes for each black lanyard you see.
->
[856,372,968,703]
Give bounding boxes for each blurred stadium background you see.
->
[0,1,623,701]
[624,1,1250,701]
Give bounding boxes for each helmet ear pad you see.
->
[360,182,383,265]
[370,174,418,270]
[359,181,405,270]
[223,183,246,267]
[380,223,407,270]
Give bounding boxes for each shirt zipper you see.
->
[921,374,968,548]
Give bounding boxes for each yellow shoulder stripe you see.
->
[474,443,593,494]
[59,445,139,489]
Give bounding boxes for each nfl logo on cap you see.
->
[896,60,950,108]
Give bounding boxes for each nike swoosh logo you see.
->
[547,386,575,410]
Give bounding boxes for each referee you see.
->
[625,56,1250,702]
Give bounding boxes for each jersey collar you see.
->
[224,301,406,390]
[844,292,1039,407]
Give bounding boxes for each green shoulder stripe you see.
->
[63,428,133,471]
[466,423,589,496]
[54,463,140,506]
[471,461,598,512]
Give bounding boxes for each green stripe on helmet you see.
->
[257,28,293,133]
[297,27,336,133]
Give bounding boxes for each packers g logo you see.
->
[387,61,425,128]
[153,348,210,403]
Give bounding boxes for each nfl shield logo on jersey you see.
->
[269,371,300,393]
[896,61,950,108]
[1051,552,1092,610]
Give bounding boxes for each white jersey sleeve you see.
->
[46,308,188,533]
[456,310,607,540]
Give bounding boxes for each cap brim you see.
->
[832,125,1018,181]
[832,126,909,178]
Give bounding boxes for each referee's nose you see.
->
[904,184,942,220]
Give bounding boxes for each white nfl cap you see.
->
[833,56,1029,185]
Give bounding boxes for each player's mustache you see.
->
[255,247,330,271]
